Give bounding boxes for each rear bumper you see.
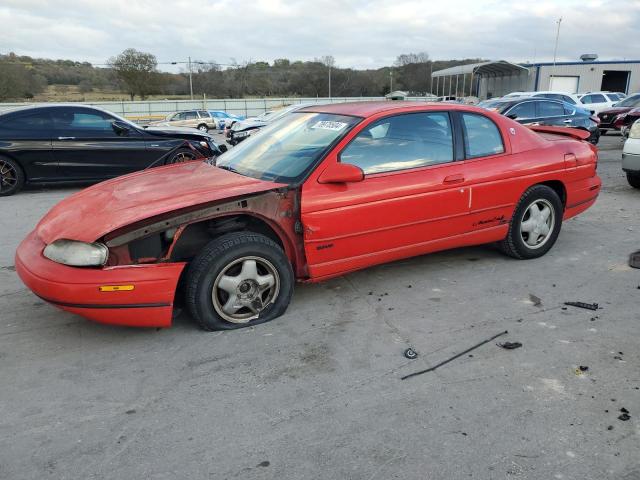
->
[564,175,601,220]
[622,141,640,172]
[15,231,186,328]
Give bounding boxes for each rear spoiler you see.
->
[527,125,591,141]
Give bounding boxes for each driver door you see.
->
[51,107,152,180]
[301,111,470,279]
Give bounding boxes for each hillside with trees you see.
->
[0,50,483,101]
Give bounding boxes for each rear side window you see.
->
[184,111,198,120]
[0,110,52,130]
[606,93,619,101]
[537,101,565,117]
[198,110,210,118]
[340,112,454,174]
[561,95,576,105]
[461,113,504,158]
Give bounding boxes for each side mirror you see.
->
[506,113,518,120]
[112,121,130,136]
[318,162,364,184]
[217,144,228,154]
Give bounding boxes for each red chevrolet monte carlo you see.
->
[16,102,601,330]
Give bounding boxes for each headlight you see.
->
[43,239,108,267]
[629,120,640,139]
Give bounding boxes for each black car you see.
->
[479,97,600,145]
[0,104,226,196]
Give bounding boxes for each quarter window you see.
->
[461,113,504,158]
[340,112,454,174]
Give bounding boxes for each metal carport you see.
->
[431,60,529,99]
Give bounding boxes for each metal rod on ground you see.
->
[401,330,508,380]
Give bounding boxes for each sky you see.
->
[1,0,639,71]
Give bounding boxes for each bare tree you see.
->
[108,48,159,100]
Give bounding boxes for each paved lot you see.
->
[1,135,638,480]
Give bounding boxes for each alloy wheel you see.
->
[0,159,18,194]
[519,199,555,249]
[211,256,280,323]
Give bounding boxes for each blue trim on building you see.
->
[522,60,640,67]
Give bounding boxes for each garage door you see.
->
[549,76,579,93]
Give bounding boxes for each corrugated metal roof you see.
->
[432,60,528,77]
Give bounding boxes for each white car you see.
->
[578,92,624,114]
[503,91,583,106]
[622,119,640,188]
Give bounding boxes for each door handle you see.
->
[443,174,465,184]
[57,136,76,140]
[563,119,572,123]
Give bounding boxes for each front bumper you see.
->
[15,231,186,328]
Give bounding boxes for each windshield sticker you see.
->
[311,121,348,131]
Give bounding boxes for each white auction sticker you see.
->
[311,121,348,131]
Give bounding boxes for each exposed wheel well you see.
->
[537,180,566,207]
[170,214,285,263]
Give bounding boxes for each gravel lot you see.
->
[1,134,638,480]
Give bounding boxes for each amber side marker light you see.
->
[99,285,135,292]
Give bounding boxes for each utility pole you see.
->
[550,17,562,89]
[389,69,393,93]
[328,63,331,98]
[188,56,194,100]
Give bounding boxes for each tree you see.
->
[108,48,159,100]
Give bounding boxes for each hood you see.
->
[598,106,631,116]
[36,162,284,244]
[144,126,215,139]
[231,118,268,131]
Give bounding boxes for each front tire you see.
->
[165,148,197,165]
[185,232,294,331]
[0,156,25,196]
[627,172,640,189]
[499,185,563,259]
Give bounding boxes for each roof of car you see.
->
[298,101,477,117]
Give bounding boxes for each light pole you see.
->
[328,63,331,98]
[389,69,393,93]
[188,56,193,100]
[550,17,562,89]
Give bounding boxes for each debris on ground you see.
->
[629,250,640,269]
[401,330,508,380]
[579,365,589,372]
[404,348,418,360]
[564,301,599,311]
[607,425,614,430]
[498,341,522,350]
[618,411,631,421]
[529,294,542,307]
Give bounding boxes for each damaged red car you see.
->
[16,102,601,330]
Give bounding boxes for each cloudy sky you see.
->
[1,0,639,70]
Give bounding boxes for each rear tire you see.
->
[0,156,25,196]
[599,129,607,136]
[499,185,563,259]
[197,124,209,133]
[627,172,640,189]
[185,232,294,331]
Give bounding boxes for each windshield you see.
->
[478,99,508,110]
[615,94,640,107]
[215,112,360,183]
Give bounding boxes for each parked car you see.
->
[208,110,245,130]
[622,119,640,188]
[226,103,315,145]
[597,93,640,134]
[0,104,224,196]
[503,91,582,106]
[149,109,217,132]
[578,92,623,114]
[479,97,600,144]
[15,102,601,331]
